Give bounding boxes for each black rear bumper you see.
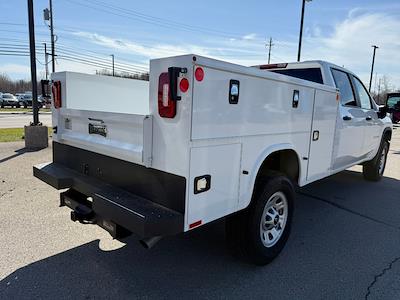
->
[33,162,184,239]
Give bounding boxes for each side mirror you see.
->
[377,105,388,119]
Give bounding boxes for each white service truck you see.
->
[34,55,392,265]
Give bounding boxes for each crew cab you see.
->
[34,55,392,265]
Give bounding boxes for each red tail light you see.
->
[158,72,176,118]
[52,81,62,109]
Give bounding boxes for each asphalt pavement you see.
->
[0,126,399,299]
[0,112,52,128]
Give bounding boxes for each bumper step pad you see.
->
[34,162,183,238]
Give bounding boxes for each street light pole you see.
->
[297,0,312,62]
[27,0,39,126]
[110,54,115,76]
[369,45,379,92]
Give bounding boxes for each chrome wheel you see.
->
[260,191,288,248]
[379,144,387,175]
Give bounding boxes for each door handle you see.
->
[343,116,352,121]
[366,116,372,121]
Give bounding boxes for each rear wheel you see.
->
[226,174,294,265]
[363,139,389,181]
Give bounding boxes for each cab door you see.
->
[350,75,381,158]
[331,68,365,171]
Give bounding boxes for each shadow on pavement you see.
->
[300,170,400,229]
[0,221,252,299]
[1,170,400,299]
[0,148,37,164]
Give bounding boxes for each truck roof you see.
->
[254,60,357,88]
[255,60,356,75]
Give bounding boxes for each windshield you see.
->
[387,96,400,108]
[3,94,13,99]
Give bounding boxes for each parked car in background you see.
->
[17,93,44,108]
[0,93,20,108]
[18,94,33,108]
[15,93,24,99]
[387,93,400,123]
[38,95,49,105]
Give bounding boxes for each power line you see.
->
[57,53,144,74]
[57,56,144,75]
[0,53,29,57]
[64,0,245,39]
[55,46,148,71]
[0,49,145,75]
[0,43,148,72]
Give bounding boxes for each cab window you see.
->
[331,69,358,107]
[271,68,323,84]
[352,76,372,110]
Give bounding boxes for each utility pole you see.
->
[266,37,274,64]
[369,45,379,92]
[27,0,39,125]
[43,1,55,72]
[110,54,115,76]
[43,43,49,80]
[297,0,312,62]
[49,0,55,72]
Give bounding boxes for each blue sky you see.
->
[1,0,400,91]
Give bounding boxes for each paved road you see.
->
[0,112,52,128]
[0,126,399,299]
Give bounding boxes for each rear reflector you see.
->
[195,67,204,81]
[52,81,62,109]
[179,78,189,93]
[189,220,202,229]
[158,72,176,118]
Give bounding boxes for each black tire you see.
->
[363,139,389,181]
[226,174,294,265]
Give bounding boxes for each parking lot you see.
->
[0,126,399,299]
[0,111,51,128]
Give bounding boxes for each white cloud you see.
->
[300,13,400,88]
[73,31,212,59]
[0,64,30,77]
[242,33,258,41]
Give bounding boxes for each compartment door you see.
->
[307,90,338,182]
[187,144,241,229]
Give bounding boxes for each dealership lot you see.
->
[0,111,52,128]
[0,126,399,299]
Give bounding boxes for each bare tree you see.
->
[372,75,397,105]
[95,69,149,81]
